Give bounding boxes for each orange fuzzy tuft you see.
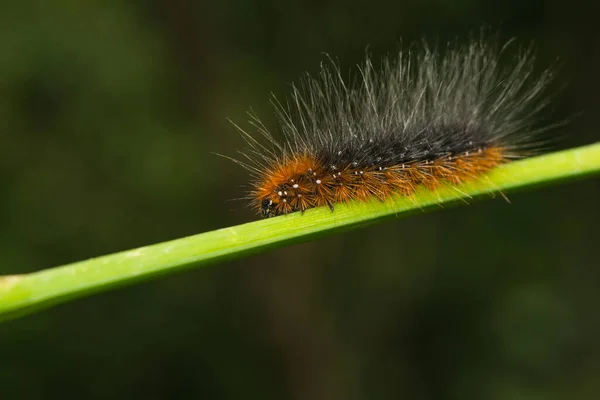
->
[252,147,507,217]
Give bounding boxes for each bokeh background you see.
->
[1,1,599,399]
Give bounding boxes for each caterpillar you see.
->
[229,36,556,218]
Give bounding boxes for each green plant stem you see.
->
[1,142,599,323]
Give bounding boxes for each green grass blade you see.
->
[1,142,599,323]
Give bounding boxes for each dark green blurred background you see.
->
[1,1,599,399]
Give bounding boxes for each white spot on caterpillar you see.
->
[316,179,321,184]
[277,191,283,196]
[293,184,299,189]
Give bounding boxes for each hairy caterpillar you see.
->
[229,36,556,218]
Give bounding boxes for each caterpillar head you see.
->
[258,184,298,218]
[260,197,276,218]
